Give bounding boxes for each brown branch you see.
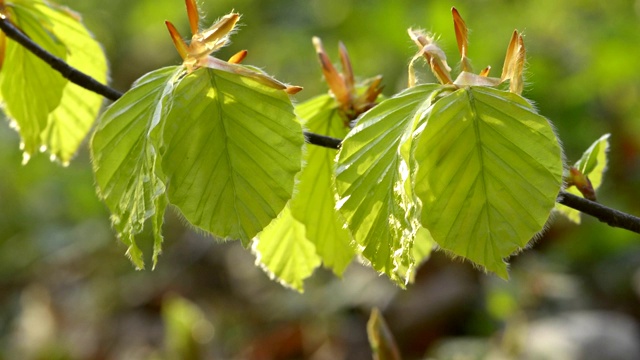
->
[2,13,639,234]
[304,131,342,149]
[0,15,346,150]
[557,191,640,234]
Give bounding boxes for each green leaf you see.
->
[0,0,108,163]
[162,68,303,246]
[91,66,180,269]
[411,227,434,269]
[291,94,354,275]
[575,133,610,189]
[39,3,108,164]
[253,206,321,292]
[0,1,68,160]
[253,94,355,289]
[413,87,563,278]
[335,84,443,284]
[555,133,610,223]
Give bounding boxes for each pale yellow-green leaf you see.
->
[0,0,108,163]
[292,94,354,275]
[253,206,321,292]
[162,68,303,246]
[335,84,443,285]
[413,87,563,278]
[555,133,610,224]
[0,1,68,160]
[39,3,108,164]
[91,67,180,269]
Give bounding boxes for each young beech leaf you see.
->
[555,133,610,223]
[291,94,354,275]
[0,1,67,160]
[252,95,354,291]
[93,3,302,269]
[335,84,443,286]
[253,206,322,292]
[412,227,434,267]
[413,87,563,278]
[0,0,107,164]
[91,66,180,269]
[161,68,303,246]
[38,2,108,164]
[254,72,381,289]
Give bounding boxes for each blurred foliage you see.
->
[1,0,640,359]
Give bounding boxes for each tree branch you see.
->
[304,131,342,149]
[2,14,639,234]
[557,191,640,233]
[0,16,124,101]
[0,16,346,150]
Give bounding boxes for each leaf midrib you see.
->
[466,88,495,262]
[207,70,245,240]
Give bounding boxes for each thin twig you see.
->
[557,191,640,234]
[0,15,345,150]
[0,16,123,101]
[304,131,342,149]
[2,14,639,234]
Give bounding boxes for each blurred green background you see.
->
[1,0,640,359]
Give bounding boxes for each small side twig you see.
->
[304,132,342,149]
[557,191,640,234]
[2,12,640,234]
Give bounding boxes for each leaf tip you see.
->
[492,262,510,281]
[452,7,471,72]
[126,245,145,270]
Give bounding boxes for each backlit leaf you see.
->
[292,94,354,275]
[575,133,610,190]
[162,68,303,246]
[0,0,67,160]
[410,227,434,277]
[556,133,610,223]
[413,86,563,278]
[335,84,443,285]
[0,0,108,163]
[91,66,180,269]
[253,94,357,289]
[253,206,321,292]
[39,3,108,164]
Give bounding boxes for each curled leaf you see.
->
[555,134,610,223]
[408,28,453,85]
[452,7,471,72]
[501,30,526,94]
[567,167,596,201]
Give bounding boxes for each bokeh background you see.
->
[1,0,640,359]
